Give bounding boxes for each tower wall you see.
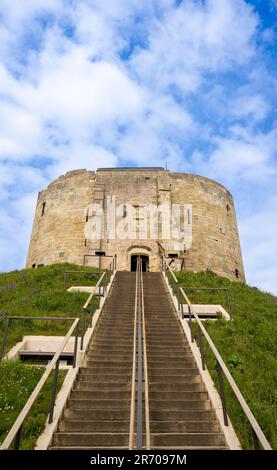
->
[26,168,245,282]
[26,169,95,267]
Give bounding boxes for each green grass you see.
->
[174,270,277,450]
[0,263,104,449]
[0,263,103,354]
[0,360,66,449]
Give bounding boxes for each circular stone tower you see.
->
[26,168,245,282]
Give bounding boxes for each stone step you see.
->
[149,400,211,410]
[52,432,129,447]
[88,347,133,355]
[148,367,199,376]
[86,353,133,361]
[94,336,133,343]
[83,367,132,374]
[148,357,195,365]
[85,359,133,367]
[148,364,197,372]
[75,381,131,391]
[151,433,226,447]
[149,391,208,400]
[148,382,204,392]
[78,371,132,382]
[146,341,191,355]
[147,352,193,359]
[98,324,133,331]
[58,420,130,433]
[67,398,130,410]
[71,390,131,400]
[149,374,202,384]
[63,408,130,421]
[89,344,133,351]
[150,420,220,433]
[92,340,133,348]
[146,339,187,346]
[149,409,216,421]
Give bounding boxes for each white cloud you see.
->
[131,0,258,92]
[230,90,269,122]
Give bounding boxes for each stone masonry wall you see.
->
[26,168,245,282]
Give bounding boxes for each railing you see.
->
[83,254,117,270]
[129,258,139,449]
[0,318,80,450]
[141,259,151,449]
[161,254,272,451]
[80,256,116,350]
[0,315,78,361]
[81,272,106,350]
[129,257,150,449]
[180,287,232,318]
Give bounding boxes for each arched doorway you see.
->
[131,255,149,272]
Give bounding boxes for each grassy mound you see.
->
[0,265,276,449]
[0,263,103,354]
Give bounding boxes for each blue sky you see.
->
[0,0,276,294]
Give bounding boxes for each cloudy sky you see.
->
[0,0,276,294]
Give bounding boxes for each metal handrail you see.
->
[81,257,116,349]
[136,258,143,449]
[181,287,232,317]
[0,318,80,450]
[129,258,139,449]
[161,254,272,451]
[0,316,76,361]
[141,261,151,449]
[83,253,116,269]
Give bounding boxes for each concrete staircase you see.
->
[50,272,135,449]
[144,272,228,450]
[50,271,227,450]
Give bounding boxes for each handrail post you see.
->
[188,304,194,343]
[198,324,205,370]
[13,424,23,450]
[90,302,93,327]
[73,322,79,368]
[180,303,184,319]
[226,290,232,318]
[0,318,10,360]
[216,360,228,426]
[252,428,260,450]
[80,308,86,351]
[49,359,60,424]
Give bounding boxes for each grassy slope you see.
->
[175,270,277,449]
[0,263,102,353]
[0,361,66,449]
[0,263,102,448]
[0,265,276,449]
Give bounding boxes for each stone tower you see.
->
[26,168,245,282]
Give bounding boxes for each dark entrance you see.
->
[131,255,149,272]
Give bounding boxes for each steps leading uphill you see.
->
[50,272,136,450]
[143,272,228,450]
[50,271,227,450]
